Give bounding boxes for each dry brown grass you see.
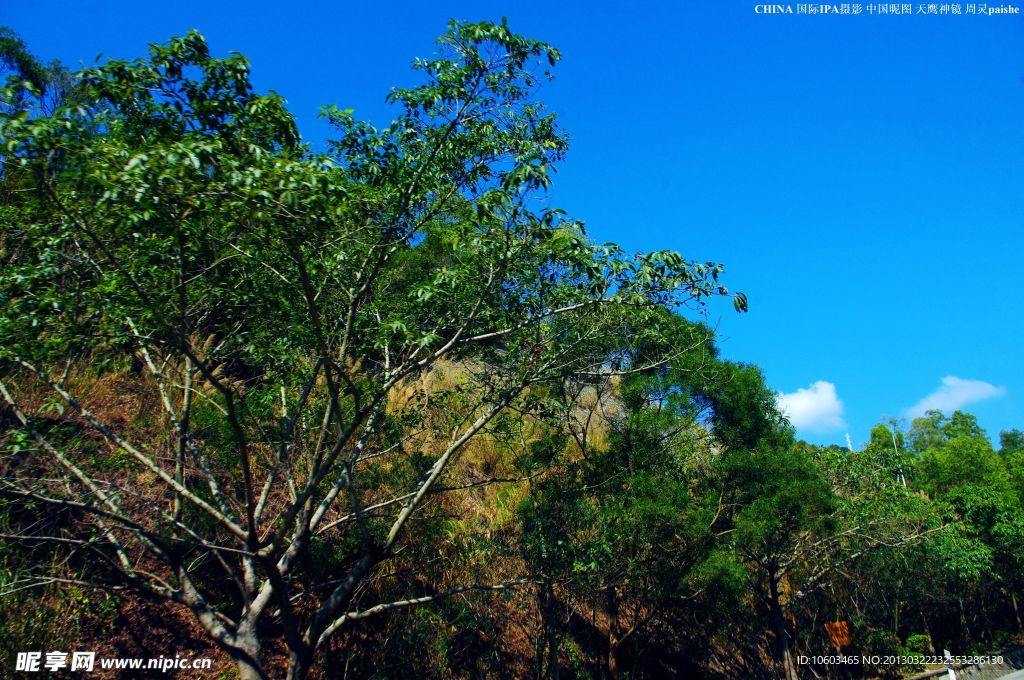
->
[1,356,636,677]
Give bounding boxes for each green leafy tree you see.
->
[913,416,1024,641]
[918,431,1011,498]
[0,22,740,679]
[1000,429,1024,456]
[907,410,947,455]
[720,412,944,680]
[705,362,792,452]
[723,445,833,680]
[0,27,86,114]
[522,329,742,678]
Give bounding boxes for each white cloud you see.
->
[904,376,1006,419]
[776,381,847,433]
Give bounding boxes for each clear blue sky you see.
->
[7,1,1023,447]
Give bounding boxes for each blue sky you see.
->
[7,1,1023,447]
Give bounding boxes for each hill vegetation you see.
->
[1,21,1022,679]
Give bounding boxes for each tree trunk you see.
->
[920,607,937,656]
[537,582,560,680]
[606,586,622,679]
[286,648,308,680]
[768,573,798,680]
[958,597,970,640]
[235,659,266,680]
[289,551,379,680]
[548,616,561,680]
[231,626,266,680]
[1011,590,1023,633]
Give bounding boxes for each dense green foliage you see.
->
[1,23,1021,679]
